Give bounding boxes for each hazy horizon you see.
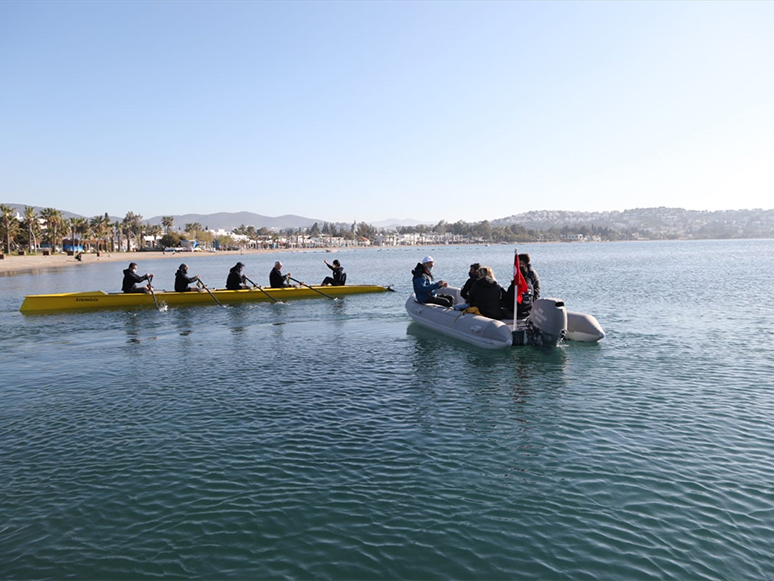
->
[2,2,773,223]
[4,202,772,232]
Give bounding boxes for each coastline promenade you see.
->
[0,248,296,275]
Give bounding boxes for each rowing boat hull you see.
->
[20,285,391,313]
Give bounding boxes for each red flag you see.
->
[513,251,529,304]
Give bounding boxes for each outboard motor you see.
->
[513,297,567,347]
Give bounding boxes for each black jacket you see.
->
[325,263,346,285]
[122,268,148,293]
[226,267,246,290]
[460,276,477,301]
[502,275,534,318]
[175,270,197,292]
[522,265,540,300]
[468,277,504,320]
[269,267,289,288]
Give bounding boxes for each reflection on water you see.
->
[2,241,774,580]
[227,304,247,336]
[123,311,143,346]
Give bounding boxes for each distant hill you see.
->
[145,211,328,231]
[1,203,103,222]
[371,218,430,230]
[5,203,773,239]
[491,207,774,239]
[0,205,328,231]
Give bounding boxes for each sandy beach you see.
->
[0,248,297,274]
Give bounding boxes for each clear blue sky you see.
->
[2,1,773,224]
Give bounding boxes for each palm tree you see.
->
[90,215,106,252]
[67,217,77,253]
[122,212,142,251]
[145,224,162,249]
[184,222,202,235]
[39,207,63,252]
[114,220,121,253]
[1,204,16,254]
[103,213,112,252]
[161,216,174,234]
[90,213,113,252]
[23,206,39,253]
[73,217,89,250]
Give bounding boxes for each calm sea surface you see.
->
[2,240,774,580]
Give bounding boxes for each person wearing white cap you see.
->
[411,255,454,308]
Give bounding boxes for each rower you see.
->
[321,259,346,286]
[226,262,249,290]
[122,262,153,294]
[175,263,203,292]
[269,261,291,288]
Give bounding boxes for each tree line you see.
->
[395,220,627,242]
[0,206,175,254]
[1,205,641,256]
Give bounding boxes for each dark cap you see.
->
[236,262,245,268]
[470,263,480,270]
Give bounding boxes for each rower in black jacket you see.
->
[226,262,248,290]
[269,261,291,288]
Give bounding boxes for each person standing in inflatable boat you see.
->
[411,255,454,308]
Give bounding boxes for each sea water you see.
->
[1,240,774,579]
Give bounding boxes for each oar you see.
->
[197,279,225,307]
[289,276,337,300]
[148,275,161,310]
[244,276,280,304]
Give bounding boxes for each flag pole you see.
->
[512,248,518,332]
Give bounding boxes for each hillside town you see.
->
[1,204,773,256]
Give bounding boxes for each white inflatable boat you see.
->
[404,288,604,350]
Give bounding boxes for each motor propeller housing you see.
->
[512,297,567,347]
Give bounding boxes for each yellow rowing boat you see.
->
[19,284,392,313]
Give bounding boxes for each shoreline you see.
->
[0,248,318,275]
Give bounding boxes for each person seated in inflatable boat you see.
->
[411,255,454,307]
[503,255,539,319]
[460,263,480,302]
[468,266,505,320]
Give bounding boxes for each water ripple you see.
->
[3,242,774,579]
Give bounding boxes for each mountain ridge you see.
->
[3,204,774,238]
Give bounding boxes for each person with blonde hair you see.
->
[468,265,505,319]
